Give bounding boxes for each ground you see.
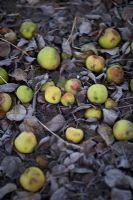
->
[0,0,133,200]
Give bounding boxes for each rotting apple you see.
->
[19,167,45,192]
[64,79,81,95]
[106,64,124,84]
[14,131,37,153]
[85,55,105,73]
[99,28,121,49]
[61,92,75,106]
[44,86,61,104]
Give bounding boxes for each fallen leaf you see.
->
[105,168,133,189]
[97,123,114,145]
[0,83,18,93]
[6,105,26,121]
[103,109,119,125]
[10,68,27,82]
[79,21,92,35]
[45,114,65,132]
[19,116,44,134]
[62,38,72,56]
[0,183,17,200]
[50,187,66,200]
[111,188,132,200]
[13,191,41,200]
[0,156,22,178]
[0,41,10,57]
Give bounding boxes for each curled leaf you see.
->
[6,105,26,121]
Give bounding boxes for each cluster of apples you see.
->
[1,21,133,193]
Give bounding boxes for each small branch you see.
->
[67,16,77,43]
[118,104,133,109]
[37,119,82,150]
[0,76,8,84]
[0,37,29,56]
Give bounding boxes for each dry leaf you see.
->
[45,114,65,132]
[103,109,119,125]
[0,83,18,92]
[0,41,10,57]
[79,21,92,35]
[13,191,41,200]
[10,69,27,82]
[0,183,17,199]
[97,123,114,145]
[6,105,26,121]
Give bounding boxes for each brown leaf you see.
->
[0,83,18,93]
[10,69,27,82]
[0,183,17,200]
[45,114,65,132]
[6,105,26,121]
[97,123,114,145]
[13,191,41,200]
[0,41,10,57]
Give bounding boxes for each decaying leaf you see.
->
[19,116,44,134]
[45,114,65,132]
[0,183,17,200]
[103,109,119,125]
[79,21,92,35]
[62,38,72,56]
[6,105,26,121]
[0,83,18,93]
[111,188,132,200]
[10,68,27,82]
[0,41,10,57]
[105,168,133,189]
[13,191,41,200]
[0,156,22,178]
[97,123,114,145]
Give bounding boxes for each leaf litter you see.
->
[0,0,133,199]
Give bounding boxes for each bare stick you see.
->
[0,37,29,56]
[37,119,82,150]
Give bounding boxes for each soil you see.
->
[0,0,133,200]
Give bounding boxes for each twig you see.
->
[0,37,29,56]
[67,16,77,43]
[37,119,82,150]
[0,76,8,84]
[118,104,133,109]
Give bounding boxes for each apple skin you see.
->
[44,86,61,104]
[14,131,37,153]
[37,47,60,70]
[99,28,121,49]
[130,79,133,93]
[84,107,102,120]
[64,79,81,95]
[106,64,124,84]
[20,21,37,39]
[85,55,105,73]
[113,119,133,140]
[19,167,45,192]
[65,127,84,143]
[87,84,108,104]
[16,85,33,103]
[61,92,75,106]
[0,67,8,85]
[0,93,12,118]
[105,98,118,109]
[40,81,55,92]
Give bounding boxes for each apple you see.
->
[37,47,60,70]
[99,28,121,49]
